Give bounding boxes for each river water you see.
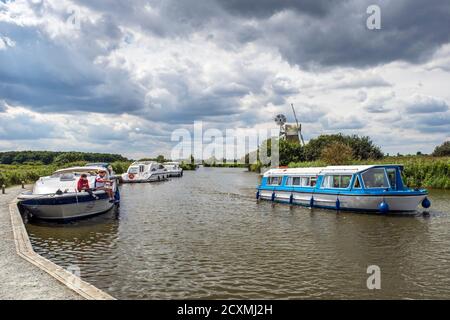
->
[25,168,450,299]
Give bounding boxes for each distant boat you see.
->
[163,161,183,177]
[121,161,168,183]
[18,165,120,221]
[257,165,431,213]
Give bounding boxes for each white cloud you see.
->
[0,35,15,50]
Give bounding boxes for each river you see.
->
[24,167,450,299]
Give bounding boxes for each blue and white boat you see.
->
[18,165,120,221]
[257,165,431,213]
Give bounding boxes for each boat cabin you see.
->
[261,165,407,193]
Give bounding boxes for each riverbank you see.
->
[0,186,114,300]
[0,186,82,299]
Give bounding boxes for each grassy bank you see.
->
[288,156,450,189]
[0,161,131,188]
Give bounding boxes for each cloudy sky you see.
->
[0,0,449,159]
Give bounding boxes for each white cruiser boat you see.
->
[121,161,168,183]
[257,165,431,213]
[18,164,120,221]
[163,162,183,177]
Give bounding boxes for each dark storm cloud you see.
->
[254,0,450,68]
[0,22,146,114]
[215,0,337,18]
[74,0,450,68]
[1,0,449,130]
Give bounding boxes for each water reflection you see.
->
[25,168,450,299]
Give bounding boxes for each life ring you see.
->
[128,173,135,180]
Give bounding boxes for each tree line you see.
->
[247,134,450,168]
[0,151,130,165]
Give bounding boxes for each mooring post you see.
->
[2,185,5,194]
[21,181,25,189]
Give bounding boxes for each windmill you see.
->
[274,105,305,145]
[289,103,305,146]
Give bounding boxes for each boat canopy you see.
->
[53,166,108,175]
[264,165,404,177]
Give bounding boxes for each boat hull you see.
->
[121,172,168,183]
[258,190,427,212]
[18,191,115,220]
[166,169,183,177]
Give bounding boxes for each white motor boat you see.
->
[18,164,120,221]
[121,161,168,183]
[163,162,183,177]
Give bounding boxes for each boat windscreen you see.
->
[362,168,390,188]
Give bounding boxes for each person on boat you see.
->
[77,174,90,192]
[77,173,99,199]
[95,169,114,201]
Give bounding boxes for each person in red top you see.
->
[77,174,90,192]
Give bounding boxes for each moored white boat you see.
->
[257,165,431,213]
[18,165,120,221]
[121,161,168,183]
[163,161,183,177]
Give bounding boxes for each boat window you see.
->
[59,173,75,181]
[301,177,310,187]
[286,176,312,187]
[386,168,397,189]
[128,167,139,174]
[310,177,317,187]
[267,176,283,186]
[322,175,352,189]
[362,168,390,188]
[353,176,362,189]
[139,165,145,173]
[286,177,301,186]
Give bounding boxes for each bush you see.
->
[111,161,132,174]
[305,134,383,161]
[433,141,450,157]
[320,142,354,165]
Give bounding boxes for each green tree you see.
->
[320,142,354,165]
[156,155,166,163]
[305,134,383,161]
[279,139,306,166]
[432,141,450,157]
